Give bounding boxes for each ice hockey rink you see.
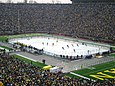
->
[9,36,110,58]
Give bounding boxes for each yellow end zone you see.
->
[90,68,115,80]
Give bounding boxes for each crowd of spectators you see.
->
[0,53,115,86]
[0,3,115,85]
[0,3,114,44]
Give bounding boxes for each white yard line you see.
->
[16,53,37,62]
[70,72,92,80]
[0,47,9,52]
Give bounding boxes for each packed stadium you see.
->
[0,0,115,86]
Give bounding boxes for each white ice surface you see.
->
[10,37,109,56]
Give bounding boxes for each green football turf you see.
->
[109,53,115,57]
[0,45,13,50]
[0,36,8,42]
[112,47,115,50]
[65,73,80,78]
[71,61,115,80]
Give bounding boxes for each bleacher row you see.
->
[0,54,115,86]
[0,3,114,44]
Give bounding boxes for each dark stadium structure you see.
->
[71,0,115,3]
[0,3,115,44]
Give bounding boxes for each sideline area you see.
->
[12,54,46,68]
[0,46,10,52]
